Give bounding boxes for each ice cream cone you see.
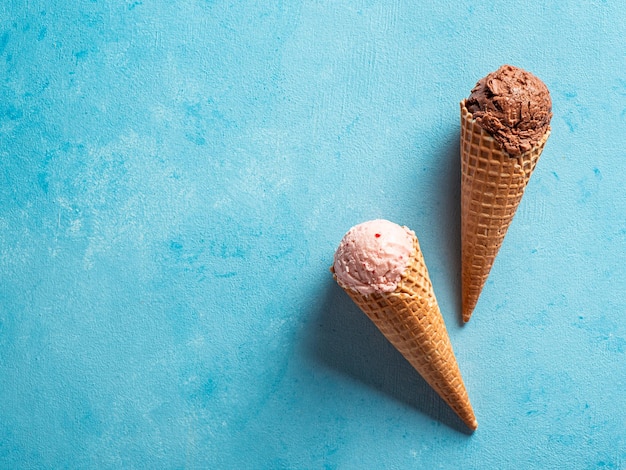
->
[333,234,478,431]
[461,101,550,322]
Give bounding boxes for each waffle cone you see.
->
[460,101,550,322]
[333,235,477,430]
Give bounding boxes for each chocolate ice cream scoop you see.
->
[465,65,552,156]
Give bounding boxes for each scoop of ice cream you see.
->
[333,219,414,295]
[465,65,552,156]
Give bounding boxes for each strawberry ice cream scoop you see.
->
[333,219,414,295]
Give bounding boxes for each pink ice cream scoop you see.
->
[332,219,414,295]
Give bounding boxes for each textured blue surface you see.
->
[1,1,625,468]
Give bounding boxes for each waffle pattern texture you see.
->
[337,235,478,430]
[460,101,550,322]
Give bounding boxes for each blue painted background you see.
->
[1,1,625,468]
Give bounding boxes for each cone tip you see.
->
[467,418,478,431]
[462,301,476,323]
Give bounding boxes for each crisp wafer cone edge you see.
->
[460,101,550,322]
[333,235,478,430]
